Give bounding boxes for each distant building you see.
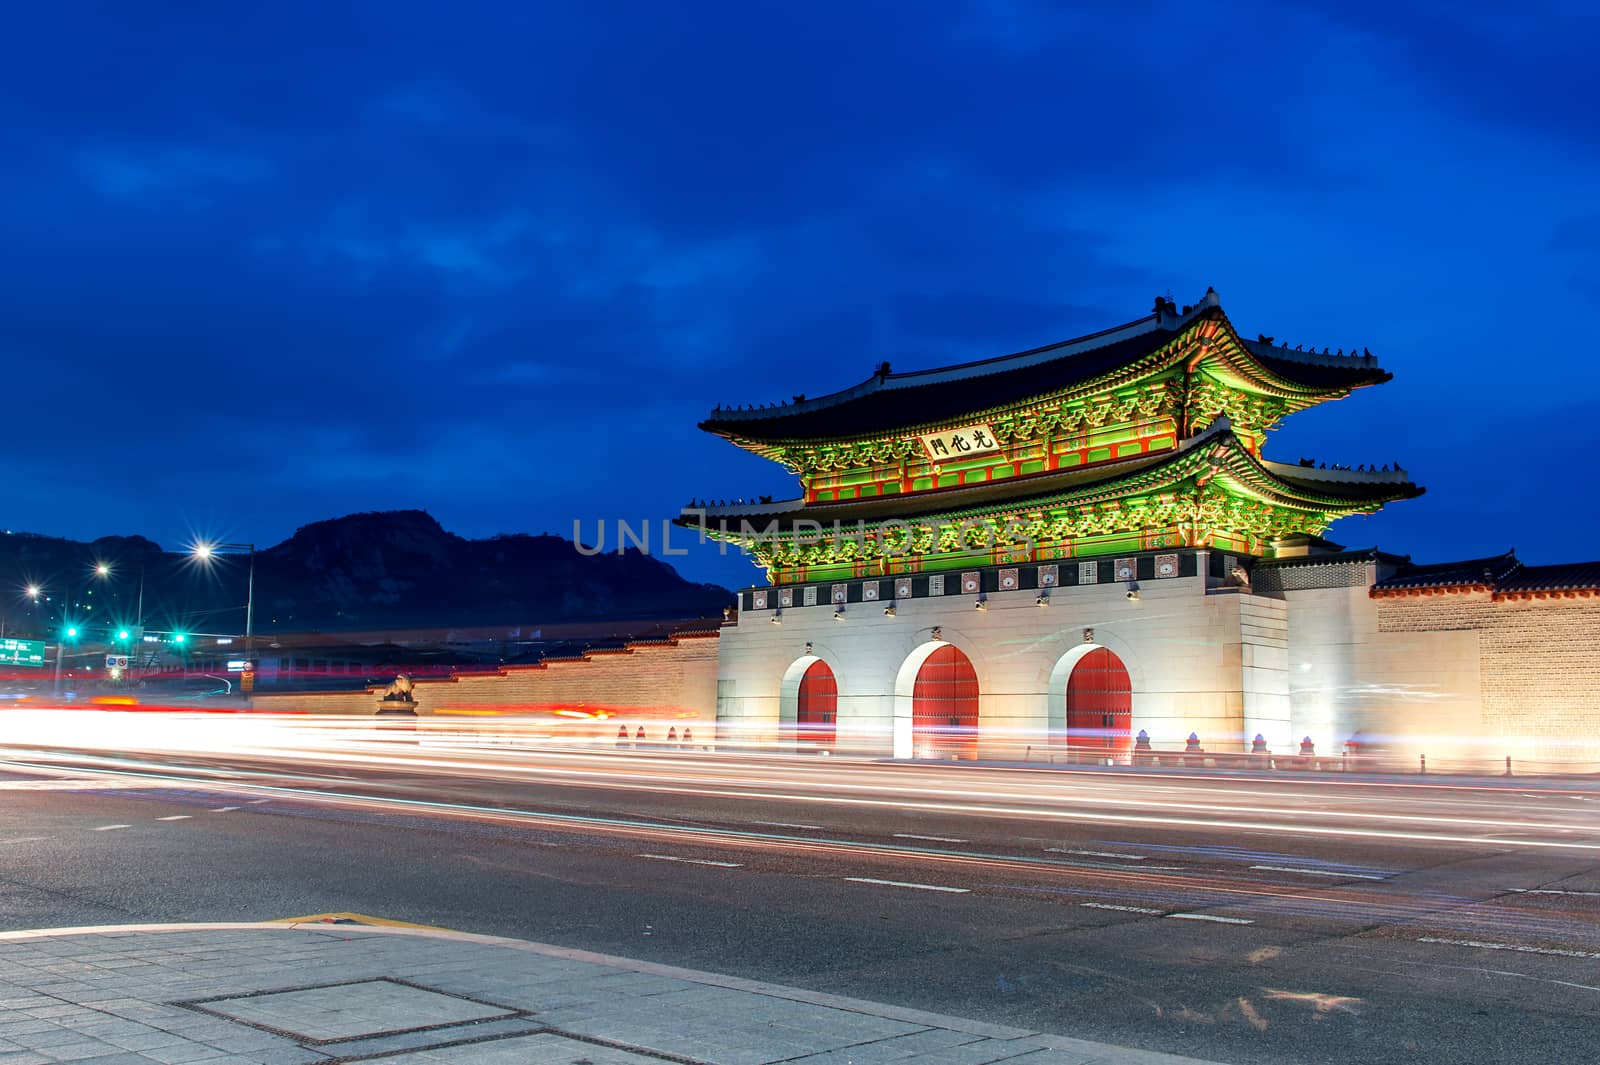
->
[683,290,1600,766]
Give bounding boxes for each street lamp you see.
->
[191,541,256,696]
[53,565,112,694]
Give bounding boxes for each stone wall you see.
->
[717,553,1270,757]
[251,633,720,738]
[1376,592,1600,763]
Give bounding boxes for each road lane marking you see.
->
[844,877,970,893]
[1418,937,1600,959]
[1048,848,1146,860]
[247,799,272,804]
[1081,902,1165,914]
[638,854,743,868]
[92,824,130,831]
[1169,913,1254,924]
[1,837,50,843]
[211,807,239,812]
[750,821,823,830]
[156,815,192,821]
[893,833,967,843]
[1506,888,1600,897]
[1251,865,1386,880]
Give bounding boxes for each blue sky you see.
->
[3,2,1597,589]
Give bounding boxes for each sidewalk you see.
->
[0,921,1230,1065]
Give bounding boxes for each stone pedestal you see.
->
[376,698,418,717]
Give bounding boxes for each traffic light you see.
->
[172,632,186,644]
[64,625,79,639]
[116,629,130,642]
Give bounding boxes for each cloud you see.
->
[0,0,1595,589]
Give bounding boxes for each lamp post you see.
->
[51,564,113,694]
[191,542,256,700]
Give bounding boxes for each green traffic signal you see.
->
[117,629,130,641]
[65,626,78,639]
[172,633,186,644]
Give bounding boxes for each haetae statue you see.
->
[380,673,414,703]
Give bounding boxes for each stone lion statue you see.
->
[380,673,414,702]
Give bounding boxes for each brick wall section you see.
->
[1377,593,1600,745]
[251,633,720,723]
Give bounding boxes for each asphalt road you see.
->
[3,730,1599,1065]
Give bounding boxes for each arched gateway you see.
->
[911,644,979,760]
[795,658,837,749]
[1063,646,1132,754]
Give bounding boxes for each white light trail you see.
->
[843,877,970,893]
[1081,902,1164,914]
[1251,865,1386,880]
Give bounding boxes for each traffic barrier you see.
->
[667,726,677,743]
[617,726,630,748]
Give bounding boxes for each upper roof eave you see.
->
[701,291,1395,448]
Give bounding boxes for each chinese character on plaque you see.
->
[751,590,768,610]
[862,581,880,601]
[831,584,848,604]
[1155,553,1179,578]
[1114,558,1136,581]
[895,577,913,599]
[802,585,818,606]
[998,568,1018,591]
[918,424,1002,461]
[1037,564,1058,587]
[961,571,981,594]
[778,588,794,608]
[928,574,945,596]
[1078,560,1099,585]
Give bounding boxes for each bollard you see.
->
[667,726,677,743]
[1299,736,1315,757]
[1419,753,1426,775]
[1251,733,1268,755]
[1185,732,1202,753]
[1506,755,1512,777]
[1133,729,1152,768]
[683,727,694,748]
[617,725,630,748]
[636,726,647,748]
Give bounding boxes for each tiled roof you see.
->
[702,292,1392,445]
[1257,546,1410,570]
[1371,553,1600,599]
[1372,552,1520,591]
[1498,560,1600,594]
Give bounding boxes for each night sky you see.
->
[4,3,1597,590]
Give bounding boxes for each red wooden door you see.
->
[796,659,837,749]
[912,645,979,760]
[1065,647,1131,753]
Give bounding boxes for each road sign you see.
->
[106,655,130,669]
[241,670,255,693]
[1,638,46,668]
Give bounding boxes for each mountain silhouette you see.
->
[0,510,731,637]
